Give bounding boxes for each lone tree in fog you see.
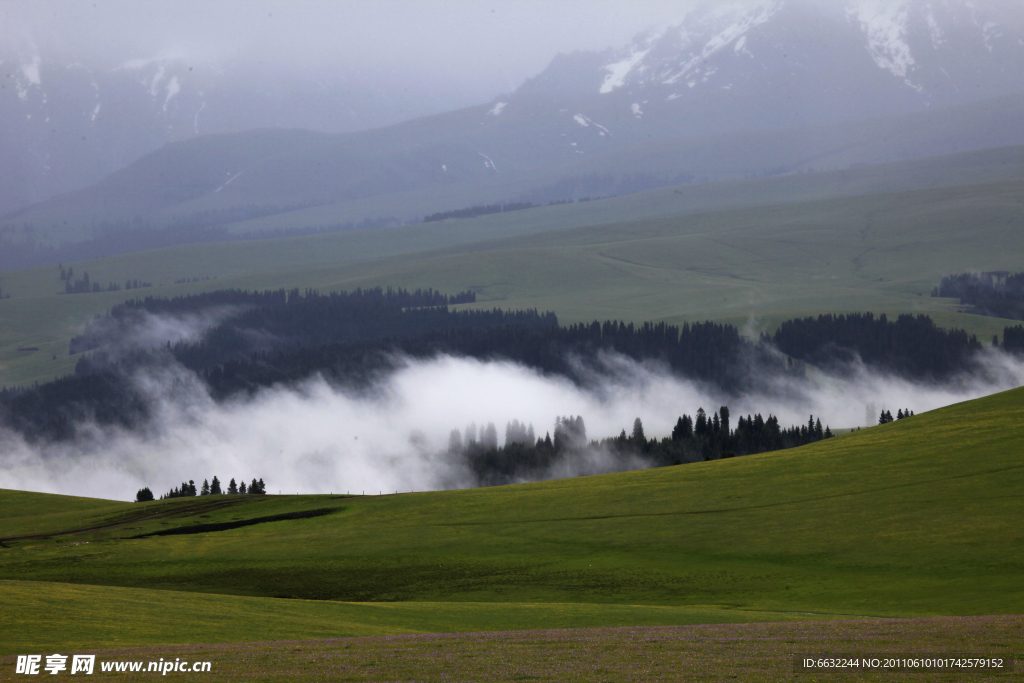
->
[135,487,154,502]
[210,476,222,495]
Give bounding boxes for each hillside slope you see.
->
[7,96,1024,251]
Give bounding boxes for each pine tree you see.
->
[188,480,197,496]
[135,487,154,502]
[227,478,238,495]
[257,478,266,494]
[719,406,730,437]
[250,478,260,494]
[201,479,210,496]
[239,480,247,494]
[631,417,645,444]
[211,476,222,495]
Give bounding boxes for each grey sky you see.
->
[2,0,695,96]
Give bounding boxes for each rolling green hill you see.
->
[2,145,1022,387]
[2,384,1022,652]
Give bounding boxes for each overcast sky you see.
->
[1,0,698,94]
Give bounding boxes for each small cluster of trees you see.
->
[59,264,150,295]
[62,268,114,294]
[124,279,153,290]
[1003,325,1024,354]
[878,408,915,424]
[197,476,266,496]
[134,476,266,502]
[932,272,1024,320]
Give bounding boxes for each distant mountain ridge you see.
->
[4,0,1023,255]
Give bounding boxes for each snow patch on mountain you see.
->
[478,152,498,171]
[600,48,650,94]
[979,20,1002,52]
[663,0,780,85]
[573,114,589,127]
[20,53,41,86]
[488,102,507,116]
[213,170,244,194]
[194,101,205,134]
[148,65,166,97]
[163,76,180,111]
[851,1,917,80]
[925,4,945,48]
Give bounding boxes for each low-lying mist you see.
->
[2,347,1023,501]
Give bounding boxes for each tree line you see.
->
[69,286,479,356]
[423,202,537,223]
[135,476,266,502]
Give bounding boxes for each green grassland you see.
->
[0,580,829,655]
[2,149,1023,387]
[2,386,1023,652]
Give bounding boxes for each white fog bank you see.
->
[2,349,1023,500]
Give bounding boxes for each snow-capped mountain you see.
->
[508,0,1024,142]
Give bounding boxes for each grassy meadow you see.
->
[2,385,1023,655]
[3,616,1020,682]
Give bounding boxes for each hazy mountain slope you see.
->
[8,93,1024,251]
[0,52,499,216]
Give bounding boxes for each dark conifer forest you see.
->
[1,287,1019,447]
[768,312,984,378]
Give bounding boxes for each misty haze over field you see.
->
[2,0,1024,500]
[3,344,1024,500]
